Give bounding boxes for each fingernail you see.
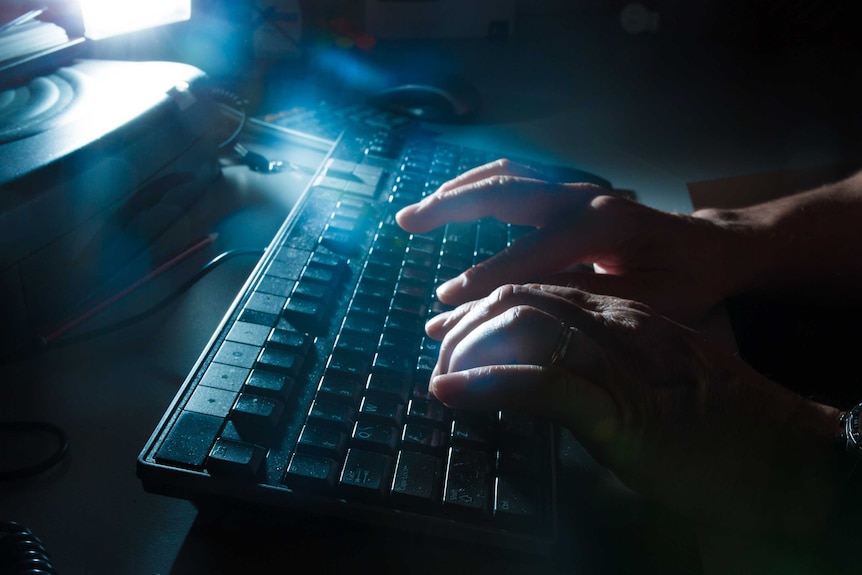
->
[395,205,415,221]
[425,312,448,332]
[436,276,461,300]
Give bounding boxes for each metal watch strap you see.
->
[838,402,862,459]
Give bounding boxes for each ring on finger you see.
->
[549,322,575,365]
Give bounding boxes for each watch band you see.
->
[838,402,862,459]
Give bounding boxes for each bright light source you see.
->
[80,0,191,40]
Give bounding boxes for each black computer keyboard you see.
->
[137,120,613,553]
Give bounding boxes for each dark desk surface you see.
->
[2,10,860,575]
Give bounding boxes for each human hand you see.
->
[395,160,747,325]
[425,284,841,534]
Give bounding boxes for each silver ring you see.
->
[549,322,574,365]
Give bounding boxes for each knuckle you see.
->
[589,193,622,211]
[490,283,527,305]
[492,174,515,188]
[501,303,544,328]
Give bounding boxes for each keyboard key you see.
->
[245,291,287,316]
[384,310,423,334]
[391,450,443,507]
[244,369,293,399]
[499,410,544,439]
[284,453,340,491]
[256,347,303,377]
[415,356,438,377]
[339,448,394,498]
[494,474,542,532]
[267,328,312,355]
[213,341,260,369]
[226,321,271,347]
[341,312,384,338]
[327,350,371,378]
[358,395,404,427]
[257,275,294,297]
[379,327,420,356]
[372,350,414,378]
[230,393,284,443]
[402,423,444,453]
[450,412,496,449]
[355,278,392,300]
[333,331,378,358]
[199,363,249,393]
[308,251,346,273]
[308,399,356,431]
[283,297,327,332]
[320,227,363,256]
[301,265,339,286]
[267,248,309,280]
[186,386,238,418]
[206,438,266,479]
[365,371,411,404]
[155,411,223,468]
[238,308,279,328]
[443,447,491,516]
[317,371,364,405]
[348,294,389,318]
[351,421,400,453]
[292,279,333,303]
[297,421,348,459]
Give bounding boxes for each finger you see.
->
[429,365,620,449]
[434,159,543,195]
[427,283,593,344]
[443,304,609,378]
[445,305,563,372]
[435,224,590,305]
[542,269,649,303]
[434,195,645,306]
[396,177,602,234]
[433,285,603,378]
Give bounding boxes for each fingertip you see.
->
[429,373,468,407]
[435,279,458,303]
[395,205,418,229]
[424,312,449,337]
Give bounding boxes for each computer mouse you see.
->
[371,78,481,123]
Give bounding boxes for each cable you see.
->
[0,421,69,482]
[43,249,264,350]
[211,87,249,150]
[0,521,58,575]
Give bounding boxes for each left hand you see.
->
[426,283,842,535]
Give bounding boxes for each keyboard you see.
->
[137,120,613,554]
[258,101,414,143]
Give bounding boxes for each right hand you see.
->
[396,159,750,325]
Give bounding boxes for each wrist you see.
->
[690,205,775,298]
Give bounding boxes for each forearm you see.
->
[694,170,862,301]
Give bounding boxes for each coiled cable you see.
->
[0,520,58,575]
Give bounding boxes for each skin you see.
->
[424,284,841,539]
[396,160,862,326]
[394,159,862,549]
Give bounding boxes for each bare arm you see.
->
[696,169,862,302]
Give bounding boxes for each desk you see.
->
[2,10,860,575]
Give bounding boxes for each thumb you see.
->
[430,364,620,450]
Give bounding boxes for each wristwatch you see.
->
[838,402,862,461]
